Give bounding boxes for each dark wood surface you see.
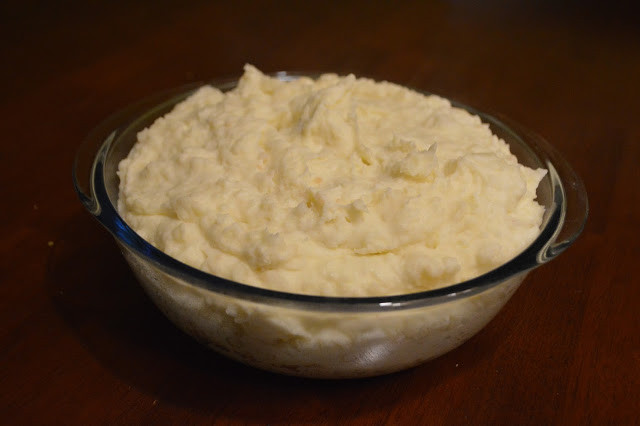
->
[1,1,639,424]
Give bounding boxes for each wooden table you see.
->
[2,1,638,424]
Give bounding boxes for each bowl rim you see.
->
[73,71,588,312]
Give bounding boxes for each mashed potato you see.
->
[118,65,546,296]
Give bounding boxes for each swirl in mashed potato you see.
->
[118,65,546,296]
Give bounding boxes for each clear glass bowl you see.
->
[73,73,588,378]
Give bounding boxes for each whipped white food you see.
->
[118,65,546,297]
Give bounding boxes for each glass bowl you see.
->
[73,73,588,378]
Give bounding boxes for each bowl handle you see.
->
[531,131,589,262]
[72,117,119,216]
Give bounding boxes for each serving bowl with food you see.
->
[73,66,587,378]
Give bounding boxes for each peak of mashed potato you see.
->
[118,65,546,296]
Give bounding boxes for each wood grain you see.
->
[1,1,638,424]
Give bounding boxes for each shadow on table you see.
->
[45,211,496,422]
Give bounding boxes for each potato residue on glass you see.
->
[118,65,546,296]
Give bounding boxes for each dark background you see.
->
[1,1,639,424]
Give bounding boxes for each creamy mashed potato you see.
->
[118,65,546,296]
